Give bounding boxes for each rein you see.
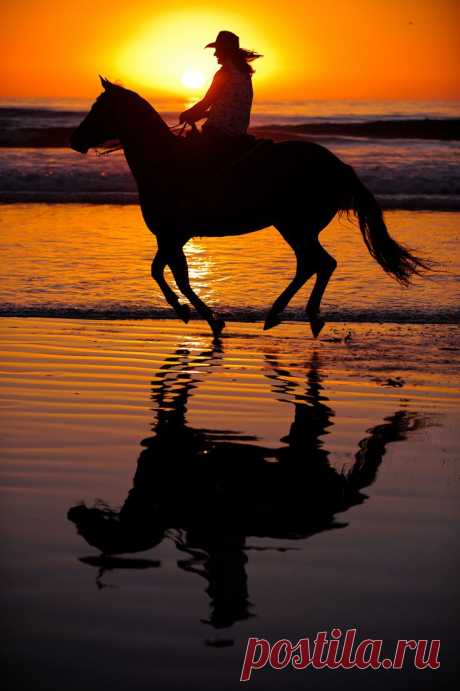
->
[169,123,188,136]
[95,122,193,156]
[96,144,124,156]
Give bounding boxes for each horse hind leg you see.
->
[305,245,337,337]
[264,230,319,332]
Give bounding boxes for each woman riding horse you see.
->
[70,77,429,338]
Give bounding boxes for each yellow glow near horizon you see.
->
[2,1,459,100]
[115,10,275,96]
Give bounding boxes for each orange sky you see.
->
[2,0,459,101]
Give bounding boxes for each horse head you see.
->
[70,77,122,153]
[70,76,171,154]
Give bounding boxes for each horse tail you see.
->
[340,165,430,286]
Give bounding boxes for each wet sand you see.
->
[1,317,459,690]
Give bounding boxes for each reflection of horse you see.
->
[70,78,429,337]
[68,343,427,633]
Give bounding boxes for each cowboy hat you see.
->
[205,31,240,51]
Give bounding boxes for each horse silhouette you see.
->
[70,78,429,338]
[68,342,428,633]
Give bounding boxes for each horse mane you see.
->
[94,83,174,156]
[107,83,173,139]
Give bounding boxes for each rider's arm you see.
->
[179,71,223,124]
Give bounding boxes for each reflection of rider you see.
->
[179,31,262,158]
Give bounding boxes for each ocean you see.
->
[0,205,458,324]
[0,97,459,209]
[0,97,459,323]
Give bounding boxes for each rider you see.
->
[179,31,262,160]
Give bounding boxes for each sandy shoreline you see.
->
[3,192,459,210]
[1,317,459,690]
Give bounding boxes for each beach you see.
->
[1,317,459,690]
[1,96,459,689]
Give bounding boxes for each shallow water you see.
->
[0,205,458,323]
[1,318,459,690]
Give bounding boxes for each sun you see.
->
[115,11,274,96]
[181,69,205,90]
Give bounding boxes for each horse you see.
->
[70,77,429,338]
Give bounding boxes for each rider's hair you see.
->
[230,48,263,76]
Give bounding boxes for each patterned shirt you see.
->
[201,65,253,137]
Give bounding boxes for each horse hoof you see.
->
[177,304,191,324]
[309,315,325,338]
[263,314,282,331]
[211,318,226,339]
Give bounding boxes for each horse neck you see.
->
[119,104,174,187]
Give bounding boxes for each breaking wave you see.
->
[1,304,458,324]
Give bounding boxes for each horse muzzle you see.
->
[70,139,89,154]
[70,131,89,154]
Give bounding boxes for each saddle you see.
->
[169,128,274,218]
[174,128,273,178]
[227,135,274,169]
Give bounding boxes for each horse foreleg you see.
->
[151,250,191,323]
[167,246,225,339]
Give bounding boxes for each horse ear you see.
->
[99,75,112,90]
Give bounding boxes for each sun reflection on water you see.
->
[184,240,214,300]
